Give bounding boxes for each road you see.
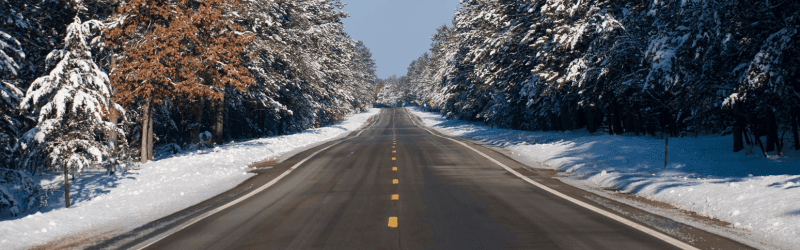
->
[116,108,751,250]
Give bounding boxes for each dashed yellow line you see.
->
[389,127,400,229]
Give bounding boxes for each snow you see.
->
[0,108,380,249]
[408,107,800,250]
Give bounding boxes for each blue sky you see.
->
[340,0,461,79]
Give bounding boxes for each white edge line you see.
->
[134,109,386,249]
[355,109,381,137]
[134,140,345,249]
[403,108,699,250]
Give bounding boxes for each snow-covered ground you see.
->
[408,107,800,250]
[0,109,380,249]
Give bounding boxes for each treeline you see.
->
[376,75,415,106]
[392,0,799,156]
[1,0,376,215]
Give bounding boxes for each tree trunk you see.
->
[560,103,572,131]
[743,124,752,145]
[576,107,586,129]
[609,108,623,135]
[766,110,779,153]
[661,110,673,137]
[586,106,596,133]
[664,137,669,169]
[615,108,624,134]
[733,117,744,152]
[192,98,205,145]
[792,107,799,150]
[64,165,70,208]
[214,94,225,145]
[148,108,154,159]
[548,112,560,131]
[108,109,119,174]
[637,112,646,136]
[107,54,120,174]
[751,126,769,158]
[141,99,154,163]
[628,112,640,136]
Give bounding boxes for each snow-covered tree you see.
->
[223,0,375,138]
[0,31,25,167]
[0,29,34,218]
[108,0,254,161]
[400,0,800,155]
[0,0,382,216]
[0,168,41,218]
[1,2,32,169]
[19,16,121,207]
[0,31,23,81]
[349,40,379,110]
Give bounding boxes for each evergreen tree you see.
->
[0,31,25,167]
[1,0,75,169]
[399,0,800,156]
[107,0,253,161]
[19,16,120,208]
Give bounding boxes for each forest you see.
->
[1,0,377,216]
[381,0,799,157]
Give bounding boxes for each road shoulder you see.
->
[403,107,758,250]
[28,110,384,250]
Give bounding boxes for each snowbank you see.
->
[0,109,380,249]
[408,107,800,249]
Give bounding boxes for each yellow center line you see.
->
[388,110,400,230]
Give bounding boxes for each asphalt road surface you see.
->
[120,108,751,250]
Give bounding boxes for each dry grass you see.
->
[248,156,280,168]
[28,229,116,250]
[607,190,732,228]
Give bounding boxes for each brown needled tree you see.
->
[107,0,253,162]
[185,0,254,146]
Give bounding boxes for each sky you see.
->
[340,0,462,79]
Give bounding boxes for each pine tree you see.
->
[0,31,25,167]
[19,16,120,208]
[400,0,799,156]
[1,1,33,169]
[107,0,253,161]
[349,40,378,111]
[233,0,371,134]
